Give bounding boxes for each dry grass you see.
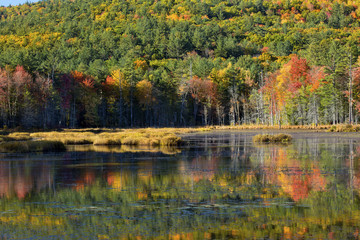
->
[0,140,66,153]
[215,124,333,130]
[253,134,293,143]
[30,131,96,144]
[0,132,32,143]
[67,145,181,155]
[327,124,360,132]
[6,124,360,153]
[28,128,197,147]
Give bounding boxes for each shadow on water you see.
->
[1,131,360,239]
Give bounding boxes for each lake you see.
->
[0,130,360,239]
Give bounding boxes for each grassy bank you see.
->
[0,127,215,153]
[1,124,359,153]
[212,124,360,132]
[29,128,212,147]
[215,124,332,130]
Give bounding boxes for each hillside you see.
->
[0,0,359,128]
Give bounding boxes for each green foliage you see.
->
[1,0,360,127]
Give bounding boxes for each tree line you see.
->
[0,0,360,128]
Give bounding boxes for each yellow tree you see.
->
[135,80,155,126]
[104,70,130,127]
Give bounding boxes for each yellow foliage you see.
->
[110,69,131,102]
[135,79,155,107]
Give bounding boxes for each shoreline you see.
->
[1,125,359,153]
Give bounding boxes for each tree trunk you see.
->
[349,52,353,125]
[193,101,198,125]
[119,70,123,128]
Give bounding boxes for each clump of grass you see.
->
[0,132,32,143]
[328,125,337,132]
[7,132,32,141]
[327,124,360,132]
[272,133,293,142]
[93,137,122,145]
[62,138,93,145]
[0,141,66,153]
[30,132,96,144]
[252,134,292,143]
[121,136,159,146]
[160,135,182,146]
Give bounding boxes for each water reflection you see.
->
[1,132,360,239]
[0,161,53,199]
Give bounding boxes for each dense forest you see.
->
[1,0,360,128]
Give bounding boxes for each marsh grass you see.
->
[253,134,293,143]
[0,141,66,153]
[28,128,196,147]
[216,124,332,130]
[67,145,181,155]
[328,124,360,132]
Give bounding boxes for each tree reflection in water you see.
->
[0,132,360,239]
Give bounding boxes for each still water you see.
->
[1,131,360,239]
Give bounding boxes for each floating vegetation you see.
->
[252,134,293,143]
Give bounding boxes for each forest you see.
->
[1,0,360,128]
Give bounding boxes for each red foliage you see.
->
[188,76,217,104]
[288,55,310,86]
[104,75,116,86]
[82,78,94,88]
[0,68,8,102]
[34,74,52,103]
[12,65,31,89]
[71,70,85,83]
[308,66,326,92]
[261,46,269,53]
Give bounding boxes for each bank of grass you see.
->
[0,132,32,142]
[215,124,333,130]
[0,140,66,153]
[0,127,212,153]
[327,124,360,132]
[5,124,360,153]
[253,134,293,143]
[29,127,210,147]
